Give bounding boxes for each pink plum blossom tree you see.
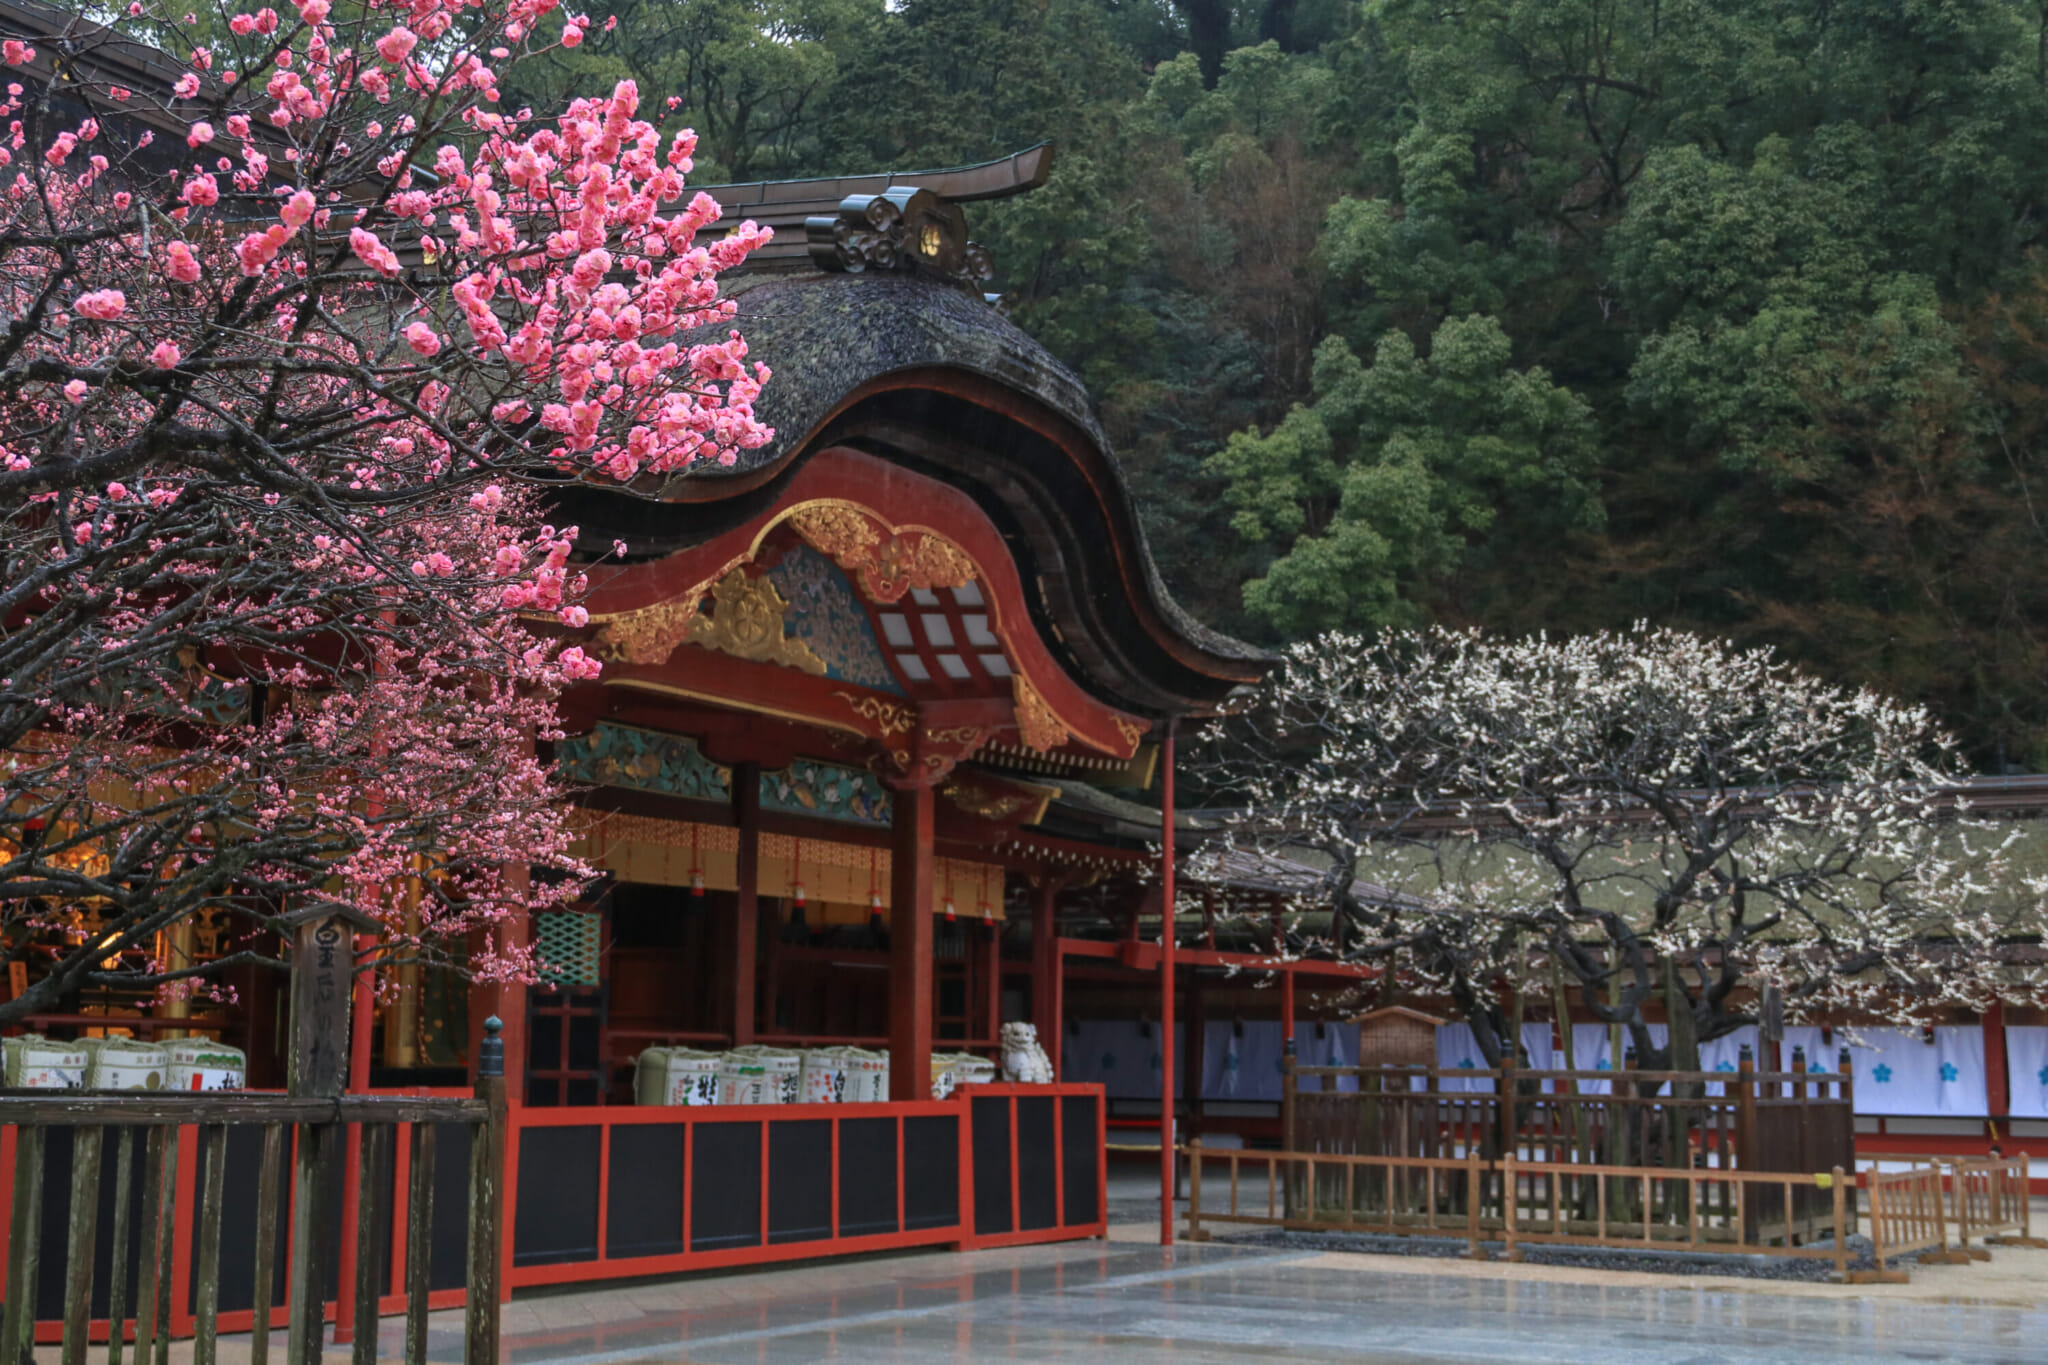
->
[0,0,773,1024]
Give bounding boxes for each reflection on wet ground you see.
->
[369,1239,2047,1364]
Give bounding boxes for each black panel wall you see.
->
[970,1097,1012,1236]
[689,1122,761,1251]
[510,1126,601,1267]
[1016,1097,1058,1232]
[605,1124,685,1259]
[836,1117,898,1238]
[427,1122,474,1292]
[901,1115,959,1230]
[1061,1094,1101,1226]
[766,1120,832,1245]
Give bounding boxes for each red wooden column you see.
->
[1158,718,1177,1247]
[1031,880,1062,1078]
[888,777,936,1100]
[732,763,760,1046]
[1986,1000,2010,1119]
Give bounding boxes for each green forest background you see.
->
[506,0,2048,772]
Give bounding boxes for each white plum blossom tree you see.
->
[1193,625,2048,1070]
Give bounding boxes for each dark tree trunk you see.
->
[1177,0,1231,86]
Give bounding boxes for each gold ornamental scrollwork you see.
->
[1112,715,1148,755]
[940,779,1031,823]
[593,597,704,665]
[683,570,827,675]
[1011,674,1071,753]
[784,500,978,603]
[924,724,988,748]
[832,689,916,737]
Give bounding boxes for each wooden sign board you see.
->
[286,907,372,1097]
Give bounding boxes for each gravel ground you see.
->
[1215,1227,1903,1282]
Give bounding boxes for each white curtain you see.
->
[1697,1026,1759,1097]
[1431,1022,1561,1094]
[2006,1026,2048,1119]
[1800,1025,1988,1117]
[1565,1023,1668,1096]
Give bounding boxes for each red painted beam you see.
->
[1059,938,1380,980]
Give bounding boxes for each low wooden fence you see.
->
[1950,1154,2043,1250]
[1862,1165,1961,1280]
[1288,1061,1851,1171]
[1184,1140,1855,1277]
[2,1046,505,1365]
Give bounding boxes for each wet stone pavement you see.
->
[358,1238,2047,1364]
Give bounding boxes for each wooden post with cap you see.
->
[467,1015,507,1365]
[281,900,376,1365]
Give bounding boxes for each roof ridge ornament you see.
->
[806,187,994,292]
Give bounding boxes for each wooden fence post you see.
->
[1734,1047,1756,1170]
[1829,1167,1847,1283]
[1464,1145,1487,1261]
[467,1017,508,1365]
[1185,1138,1205,1242]
[1502,1150,1520,1263]
[1279,1052,1297,1219]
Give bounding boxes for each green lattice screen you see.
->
[532,909,602,988]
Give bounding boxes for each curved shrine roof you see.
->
[560,266,1269,719]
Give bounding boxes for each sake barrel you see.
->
[2,1035,88,1089]
[728,1046,803,1105]
[164,1039,246,1092]
[841,1048,890,1104]
[85,1038,168,1091]
[799,1048,849,1104]
[635,1046,722,1106]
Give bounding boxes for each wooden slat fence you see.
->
[2,1082,504,1365]
[1949,1154,2042,1251]
[1287,1060,1853,1242]
[1183,1139,1854,1277]
[1861,1165,1965,1281]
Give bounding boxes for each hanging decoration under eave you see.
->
[570,811,1007,920]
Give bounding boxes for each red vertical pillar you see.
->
[733,764,760,1046]
[1032,880,1063,1078]
[980,920,1001,1046]
[1986,1000,2010,1120]
[1281,967,1296,1058]
[1159,719,1177,1247]
[333,933,378,1343]
[889,778,936,1100]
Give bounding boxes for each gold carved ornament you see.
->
[683,570,828,674]
[832,690,916,738]
[784,501,978,603]
[592,597,703,665]
[1112,715,1149,755]
[1010,674,1071,753]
